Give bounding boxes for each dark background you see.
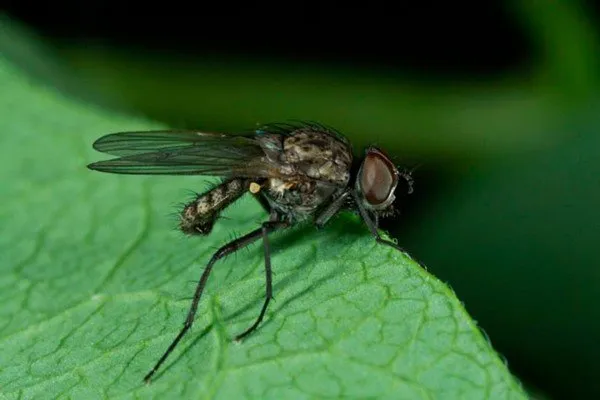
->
[3,3,527,75]
[3,2,600,398]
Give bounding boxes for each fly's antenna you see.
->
[399,162,422,195]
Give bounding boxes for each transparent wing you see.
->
[87,130,275,176]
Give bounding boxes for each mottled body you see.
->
[180,178,251,235]
[257,127,353,222]
[175,125,354,231]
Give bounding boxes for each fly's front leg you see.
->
[350,190,407,254]
[314,190,351,228]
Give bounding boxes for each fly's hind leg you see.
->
[234,211,289,341]
[143,211,287,384]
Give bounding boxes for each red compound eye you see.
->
[358,148,399,207]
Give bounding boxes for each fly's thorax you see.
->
[282,129,352,185]
[263,176,342,221]
[179,178,251,235]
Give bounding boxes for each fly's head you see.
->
[354,147,414,217]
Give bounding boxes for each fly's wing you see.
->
[87,130,276,176]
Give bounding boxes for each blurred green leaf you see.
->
[402,104,600,399]
[41,1,598,171]
[59,47,565,164]
[0,36,527,399]
[513,0,600,99]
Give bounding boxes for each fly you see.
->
[87,121,415,383]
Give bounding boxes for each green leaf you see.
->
[0,50,527,399]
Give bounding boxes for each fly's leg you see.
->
[317,189,406,253]
[350,190,407,254]
[251,191,273,215]
[234,215,290,341]
[143,214,287,384]
[314,190,351,228]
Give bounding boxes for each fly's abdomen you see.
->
[180,178,251,235]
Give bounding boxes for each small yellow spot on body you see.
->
[249,182,261,194]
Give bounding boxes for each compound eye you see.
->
[359,151,397,206]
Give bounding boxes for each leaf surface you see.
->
[0,53,527,399]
